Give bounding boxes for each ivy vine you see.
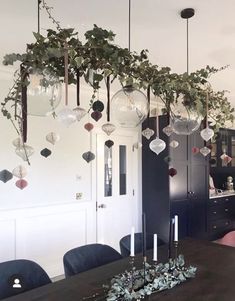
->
[1,0,234,138]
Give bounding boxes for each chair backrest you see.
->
[217,230,235,247]
[119,232,165,257]
[0,259,51,300]
[63,243,122,278]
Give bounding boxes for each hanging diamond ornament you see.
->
[162,125,174,137]
[192,147,200,154]
[12,137,23,148]
[15,145,34,161]
[102,123,116,136]
[220,153,232,164]
[15,179,28,190]
[57,107,76,127]
[142,128,154,140]
[0,170,13,183]
[84,123,94,132]
[200,127,214,142]
[91,111,102,122]
[149,137,166,155]
[46,132,60,145]
[169,168,177,177]
[82,151,95,163]
[111,86,149,128]
[105,140,114,148]
[12,165,27,178]
[40,148,52,158]
[169,140,179,148]
[73,107,87,121]
[200,146,211,157]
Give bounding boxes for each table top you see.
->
[3,238,235,301]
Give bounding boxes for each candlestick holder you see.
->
[129,256,135,292]
[174,240,178,258]
[143,256,147,285]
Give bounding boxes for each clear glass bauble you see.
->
[171,97,203,135]
[57,107,77,127]
[15,145,34,161]
[102,123,116,136]
[73,107,87,121]
[200,146,211,157]
[111,86,149,128]
[149,137,166,155]
[27,68,62,116]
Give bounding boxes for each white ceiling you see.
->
[1,0,235,107]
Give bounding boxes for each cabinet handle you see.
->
[225,208,229,212]
[213,200,218,204]
[225,222,229,225]
[225,198,229,202]
[213,225,217,229]
[213,211,217,215]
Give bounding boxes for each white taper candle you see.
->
[130,226,135,257]
[153,234,157,261]
[174,215,178,242]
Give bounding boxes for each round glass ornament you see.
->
[27,68,62,116]
[111,86,149,128]
[171,96,203,135]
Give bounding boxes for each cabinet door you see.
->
[171,200,189,239]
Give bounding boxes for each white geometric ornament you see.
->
[149,137,166,155]
[169,140,179,148]
[200,146,211,157]
[46,132,60,145]
[12,165,27,178]
[162,125,174,137]
[200,127,214,142]
[142,128,155,140]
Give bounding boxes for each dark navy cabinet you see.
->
[142,115,208,243]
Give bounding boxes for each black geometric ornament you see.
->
[92,100,104,112]
[40,148,52,158]
[105,140,114,148]
[82,151,95,163]
[0,169,13,183]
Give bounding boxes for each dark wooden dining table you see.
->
[3,238,235,301]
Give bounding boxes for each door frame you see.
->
[91,128,142,243]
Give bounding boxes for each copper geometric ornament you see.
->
[15,179,28,190]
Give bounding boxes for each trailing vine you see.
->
[1,0,234,140]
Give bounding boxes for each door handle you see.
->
[98,204,107,209]
[188,191,195,196]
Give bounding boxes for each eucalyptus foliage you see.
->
[103,255,196,300]
[1,0,234,136]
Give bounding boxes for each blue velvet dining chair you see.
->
[119,232,165,257]
[63,243,122,278]
[0,259,51,300]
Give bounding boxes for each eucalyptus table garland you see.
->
[83,254,196,300]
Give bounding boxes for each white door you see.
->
[96,132,139,252]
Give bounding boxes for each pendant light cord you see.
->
[128,0,131,51]
[38,0,42,34]
[186,18,189,74]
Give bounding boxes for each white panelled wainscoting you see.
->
[0,201,96,277]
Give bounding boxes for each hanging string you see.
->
[76,69,80,106]
[206,91,209,128]
[64,43,69,106]
[128,0,131,51]
[155,105,159,137]
[106,75,110,122]
[38,0,42,34]
[21,65,27,143]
